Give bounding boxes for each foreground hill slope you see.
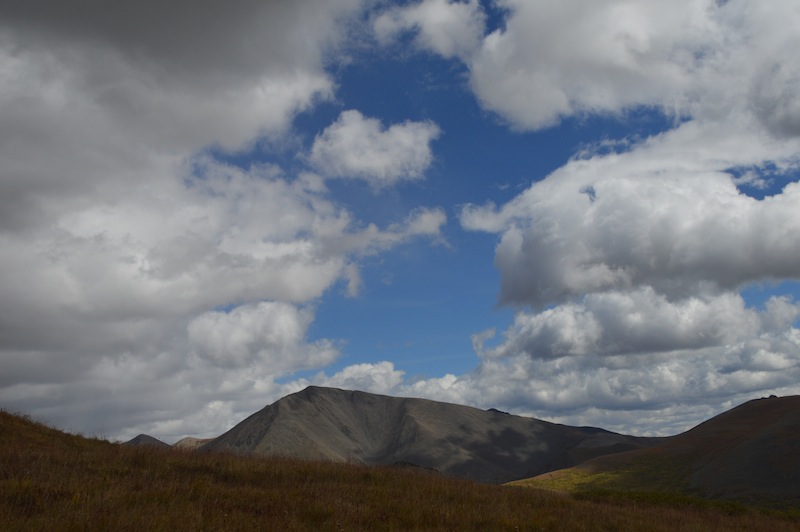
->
[5,409,799,530]
[516,395,800,506]
[200,386,659,483]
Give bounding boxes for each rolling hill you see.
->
[513,395,800,507]
[198,386,660,483]
[4,408,798,529]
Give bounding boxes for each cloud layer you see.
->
[2,0,799,442]
[0,0,450,441]
[369,0,800,435]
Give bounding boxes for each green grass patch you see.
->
[513,451,693,494]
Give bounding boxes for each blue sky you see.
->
[304,90,676,379]
[2,0,800,442]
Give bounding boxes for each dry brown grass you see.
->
[2,409,798,531]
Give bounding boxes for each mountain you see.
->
[515,395,800,506]
[199,386,660,484]
[123,433,170,448]
[173,436,214,450]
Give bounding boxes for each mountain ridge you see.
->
[198,386,660,483]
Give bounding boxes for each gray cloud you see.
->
[752,61,800,139]
[3,0,800,443]
[0,0,358,79]
[0,0,363,233]
[0,0,454,442]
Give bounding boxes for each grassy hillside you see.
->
[510,450,693,494]
[512,396,800,509]
[2,409,799,531]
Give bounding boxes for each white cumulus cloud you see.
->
[310,110,441,187]
[188,303,339,371]
[439,0,800,434]
[462,154,800,307]
[373,0,486,60]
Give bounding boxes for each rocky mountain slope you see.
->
[199,386,660,484]
[123,433,170,448]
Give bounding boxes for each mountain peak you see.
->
[200,387,659,483]
[123,434,169,448]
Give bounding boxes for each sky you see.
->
[1,0,800,442]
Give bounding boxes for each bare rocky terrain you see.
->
[197,386,661,484]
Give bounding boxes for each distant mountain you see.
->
[173,436,214,450]
[516,395,800,506]
[123,434,170,448]
[199,386,660,484]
